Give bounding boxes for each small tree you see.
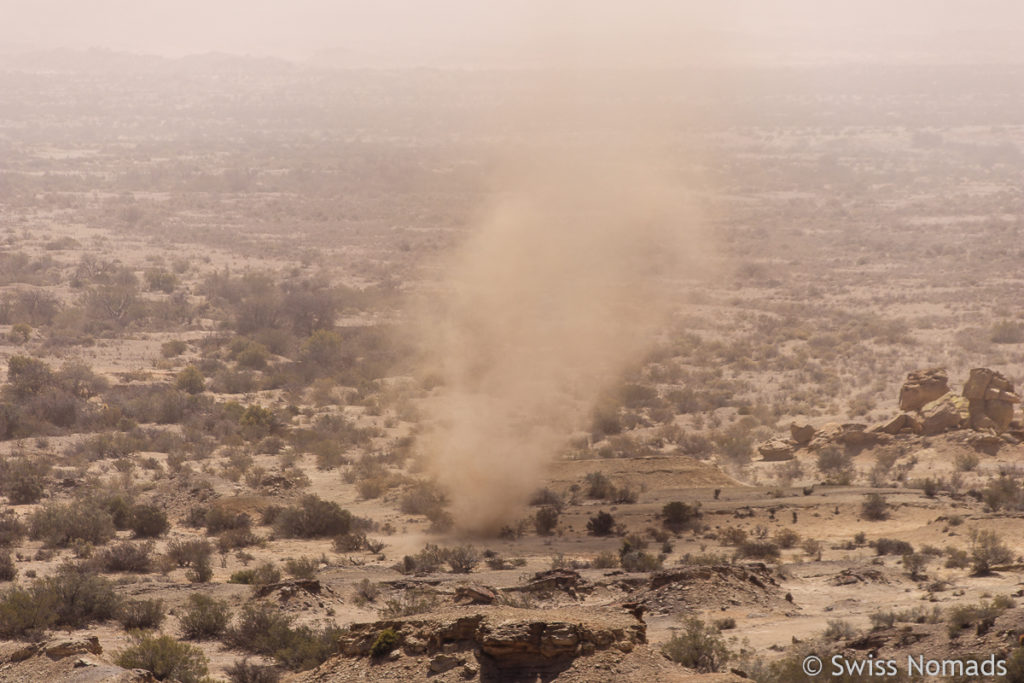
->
[116,633,209,683]
[902,553,929,580]
[176,365,205,394]
[861,493,889,521]
[586,511,616,536]
[817,446,854,485]
[534,507,559,536]
[661,501,701,533]
[130,504,169,538]
[445,545,480,573]
[662,618,731,673]
[180,593,231,640]
[970,529,1013,575]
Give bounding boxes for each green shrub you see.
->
[0,583,56,638]
[0,457,49,505]
[129,504,170,538]
[96,540,154,573]
[6,355,54,400]
[662,618,731,673]
[180,593,231,640]
[772,528,800,549]
[736,540,780,561]
[0,550,16,581]
[227,602,344,670]
[661,501,702,532]
[252,562,282,585]
[230,569,257,585]
[991,320,1024,344]
[970,529,1013,575]
[817,445,854,485]
[371,628,399,658]
[116,633,209,683]
[176,365,205,394]
[823,619,855,641]
[118,598,165,630]
[398,481,447,518]
[166,539,214,568]
[187,555,213,583]
[445,545,480,573]
[28,500,115,547]
[945,546,970,569]
[874,538,913,556]
[226,659,283,683]
[620,550,664,572]
[585,472,616,499]
[586,511,616,536]
[205,505,251,534]
[528,487,564,510]
[284,557,319,580]
[534,506,559,535]
[161,340,188,358]
[0,508,25,547]
[273,495,352,538]
[351,578,380,606]
[954,451,979,472]
[380,589,440,617]
[861,493,890,521]
[946,598,1012,638]
[227,603,294,654]
[235,342,270,370]
[48,562,121,628]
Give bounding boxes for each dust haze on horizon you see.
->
[4,1,1024,66]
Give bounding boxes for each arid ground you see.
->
[2,55,1024,682]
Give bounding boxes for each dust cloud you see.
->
[415,72,713,534]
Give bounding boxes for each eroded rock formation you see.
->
[963,367,1020,432]
[898,368,949,412]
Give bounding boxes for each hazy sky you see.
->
[2,1,1023,66]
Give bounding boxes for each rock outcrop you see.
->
[757,438,795,461]
[899,368,949,412]
[336,606,645,677]
[919,394,969,435]
[790,422,815,445]
[871,413,920,435]
[962,367,1020,432]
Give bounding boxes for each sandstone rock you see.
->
[899,368,949,412]
[963,368,1019,432]
[790,422,815,444]
[757,439,795,461]
[337,607,644,675]
[809,422,844,449]
[919,394,969,435]
[455,584,497,605]
[967,433,1003,455]
[871,413,920,435]
[429,653,462,673]
[9,636,102,663]
[838,424,883,447]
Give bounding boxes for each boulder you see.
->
[337,606,645,673]
[790,422,815,445]
[809,422,844,449]
[758,439,795,461]
[9,636,102,663]
[871,413,920,435]
[455,584,497,605]
[899,368,949,412]
[963,368,1019,433]
[919,394,969,435]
